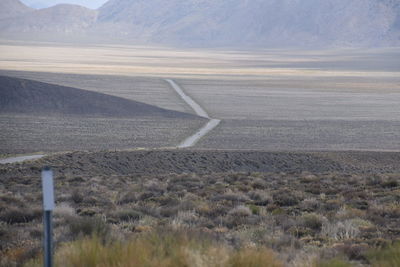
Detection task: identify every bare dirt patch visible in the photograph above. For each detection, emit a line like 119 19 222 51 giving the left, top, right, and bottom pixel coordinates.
197 120 400 151
0 115 205 154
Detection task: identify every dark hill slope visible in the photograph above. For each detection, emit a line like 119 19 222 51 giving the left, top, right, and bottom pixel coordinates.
0 76 197 119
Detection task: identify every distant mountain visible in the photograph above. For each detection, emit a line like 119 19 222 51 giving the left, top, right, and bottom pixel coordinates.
0 3 97 38
21 0 108 9
96 0 400 47
0 0 33 20
0 0 399 47
0 76 197 119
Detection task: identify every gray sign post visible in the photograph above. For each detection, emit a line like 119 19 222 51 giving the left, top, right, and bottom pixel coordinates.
42 167 55 267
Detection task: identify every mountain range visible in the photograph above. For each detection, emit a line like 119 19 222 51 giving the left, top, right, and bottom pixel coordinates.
0 0 399 47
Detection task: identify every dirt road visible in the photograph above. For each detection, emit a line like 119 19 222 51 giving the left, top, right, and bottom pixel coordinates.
165 79 221 147
0 154 44 164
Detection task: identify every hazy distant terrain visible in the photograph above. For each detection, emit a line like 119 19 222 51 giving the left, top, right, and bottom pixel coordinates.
1 0 399 47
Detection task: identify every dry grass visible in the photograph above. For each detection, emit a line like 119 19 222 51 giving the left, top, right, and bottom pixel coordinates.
367 242 400 267
26 232 283 267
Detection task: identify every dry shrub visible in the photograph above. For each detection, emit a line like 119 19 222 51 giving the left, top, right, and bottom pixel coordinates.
333 243 369 261
321 219 362 240
54 203 76 220
171 211 199 229
70 191 83 204
228 206 252 217
111 209 142 222
117 191 137 204
2 246 40 267
247 190 272 206
301 213 326 231
335 207 366 220
68 216 110 241
381 179 398 188
0 207 42 224
251 178 268 189
273 190 301 207
300 198 320 212
213 191 250 203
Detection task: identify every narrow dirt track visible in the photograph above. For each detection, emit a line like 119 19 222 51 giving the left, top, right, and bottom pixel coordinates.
0 154 44 164
165 79 221 148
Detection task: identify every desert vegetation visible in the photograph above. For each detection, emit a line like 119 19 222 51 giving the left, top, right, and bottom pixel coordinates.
1 151 399 266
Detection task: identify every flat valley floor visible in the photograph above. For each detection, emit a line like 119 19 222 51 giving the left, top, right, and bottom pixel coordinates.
0 42 399 153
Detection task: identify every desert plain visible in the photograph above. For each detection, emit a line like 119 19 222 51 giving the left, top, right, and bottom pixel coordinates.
0 41 400 266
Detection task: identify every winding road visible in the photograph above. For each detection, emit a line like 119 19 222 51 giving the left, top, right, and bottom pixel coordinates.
165 79 221 148
0 79 220 164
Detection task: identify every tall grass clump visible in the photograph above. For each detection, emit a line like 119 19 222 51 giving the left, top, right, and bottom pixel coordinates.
314 258 353 267
228 248 283 267
367 242 400 267
26 231 283 267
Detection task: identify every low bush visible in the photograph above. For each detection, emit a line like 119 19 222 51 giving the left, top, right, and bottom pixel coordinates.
70 190 84 204
111 209 142 222
228 206 252 217
381 179 398 188
68 216 110 241
302 213 325 231
0 207 42 224
273 190 301 207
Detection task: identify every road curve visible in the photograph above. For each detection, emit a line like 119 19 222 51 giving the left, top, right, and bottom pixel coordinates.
165 79 221 148
179 119 221 148
0 154 45 164
1 80 219 162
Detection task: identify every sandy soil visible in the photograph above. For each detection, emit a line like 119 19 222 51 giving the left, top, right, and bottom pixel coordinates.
197 120 400 151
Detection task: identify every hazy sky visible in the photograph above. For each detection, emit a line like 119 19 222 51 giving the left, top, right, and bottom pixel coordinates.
21 0 109 9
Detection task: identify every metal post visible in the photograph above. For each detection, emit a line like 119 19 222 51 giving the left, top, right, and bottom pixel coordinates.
42 167 55 267
43 210 53 267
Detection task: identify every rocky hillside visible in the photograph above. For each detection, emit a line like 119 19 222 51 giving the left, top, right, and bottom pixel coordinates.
0 2 97 38
0 0 33 19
